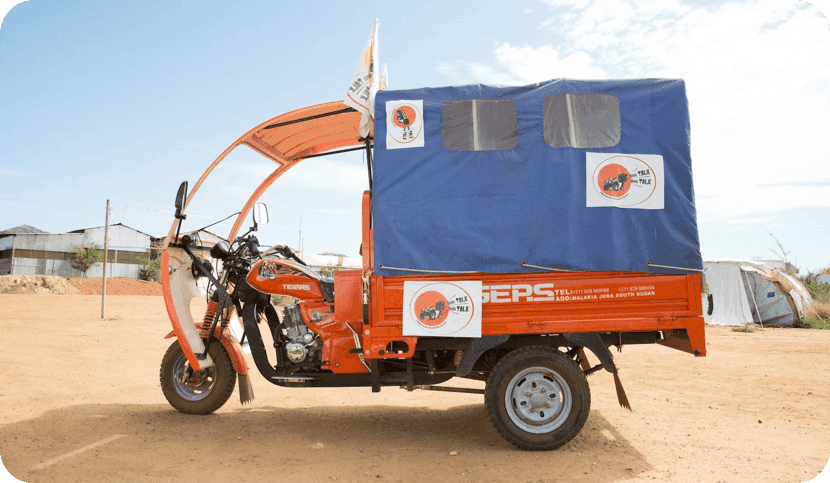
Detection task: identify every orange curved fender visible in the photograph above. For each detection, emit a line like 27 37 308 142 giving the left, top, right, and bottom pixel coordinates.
221 334 249 375
164 330 248 374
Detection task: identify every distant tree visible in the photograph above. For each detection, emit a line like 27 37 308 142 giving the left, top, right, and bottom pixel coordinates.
767 231 800 277
72 245 103 277
136 256 161 282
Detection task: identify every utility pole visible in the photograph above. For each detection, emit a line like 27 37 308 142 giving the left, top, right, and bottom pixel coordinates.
101 199 111 320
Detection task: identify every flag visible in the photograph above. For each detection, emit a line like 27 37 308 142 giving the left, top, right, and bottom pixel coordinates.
380 63 388 91
344 19 379 139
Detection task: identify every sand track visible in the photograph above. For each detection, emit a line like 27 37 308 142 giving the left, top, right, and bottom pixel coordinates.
0 294 828 482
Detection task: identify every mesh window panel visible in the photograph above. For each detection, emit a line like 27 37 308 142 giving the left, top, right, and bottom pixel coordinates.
543 94 620 148
441 100 518 151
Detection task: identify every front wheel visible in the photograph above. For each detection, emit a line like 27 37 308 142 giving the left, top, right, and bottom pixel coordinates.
160 340 237 415
485 346 590 450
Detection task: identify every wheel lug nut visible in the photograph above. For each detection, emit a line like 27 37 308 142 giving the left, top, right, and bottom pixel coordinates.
541 388 546 393
529 408 535 413
546 404 551 408
526 392 531 397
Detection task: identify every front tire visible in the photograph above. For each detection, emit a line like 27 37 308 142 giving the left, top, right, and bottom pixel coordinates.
160 340 237 415
485 346 590 450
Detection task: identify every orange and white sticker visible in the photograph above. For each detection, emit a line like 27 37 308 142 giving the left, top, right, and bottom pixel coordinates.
586 153 664 209
386 100 424 149
403 281 481 337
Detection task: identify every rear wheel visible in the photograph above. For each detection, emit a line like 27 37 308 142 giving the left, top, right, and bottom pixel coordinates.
485 346 590 450
160 340 237 415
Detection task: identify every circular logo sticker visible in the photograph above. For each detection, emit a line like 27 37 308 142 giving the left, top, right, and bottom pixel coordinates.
409 283 475 333
592 155 657 206
413 290 450 328
388 102 422 144
597 163 631 198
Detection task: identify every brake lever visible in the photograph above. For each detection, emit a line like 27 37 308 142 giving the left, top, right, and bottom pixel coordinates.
281 246 307 266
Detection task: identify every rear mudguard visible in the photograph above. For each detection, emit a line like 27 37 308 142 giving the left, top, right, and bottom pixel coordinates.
455 332 618 376
562 332 618 374
456 335 509 377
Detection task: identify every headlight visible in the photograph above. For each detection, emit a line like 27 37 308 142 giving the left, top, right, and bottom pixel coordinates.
210 240 230 260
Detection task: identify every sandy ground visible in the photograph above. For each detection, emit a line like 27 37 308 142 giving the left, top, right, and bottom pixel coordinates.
0 276 162 296
0 294 828 483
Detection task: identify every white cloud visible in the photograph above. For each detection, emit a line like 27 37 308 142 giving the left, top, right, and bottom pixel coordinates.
440 0 830 220
493 43 608 81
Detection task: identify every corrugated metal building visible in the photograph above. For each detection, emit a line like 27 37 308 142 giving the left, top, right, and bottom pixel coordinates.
0 224 151 278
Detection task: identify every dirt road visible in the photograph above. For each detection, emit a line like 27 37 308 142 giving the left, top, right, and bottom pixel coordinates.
0 294 828 482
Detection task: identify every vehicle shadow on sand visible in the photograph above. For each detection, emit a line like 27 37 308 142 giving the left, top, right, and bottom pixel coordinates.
1 403 651 482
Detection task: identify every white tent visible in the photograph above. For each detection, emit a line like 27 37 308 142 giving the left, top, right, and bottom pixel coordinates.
704 261 754 326
703 260 814 327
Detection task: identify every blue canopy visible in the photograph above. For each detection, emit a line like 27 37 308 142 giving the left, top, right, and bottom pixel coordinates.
372 79 701 276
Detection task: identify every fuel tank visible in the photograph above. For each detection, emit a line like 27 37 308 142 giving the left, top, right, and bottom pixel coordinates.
247 258 328 301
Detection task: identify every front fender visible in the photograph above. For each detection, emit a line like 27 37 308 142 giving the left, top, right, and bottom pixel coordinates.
161 248 213 371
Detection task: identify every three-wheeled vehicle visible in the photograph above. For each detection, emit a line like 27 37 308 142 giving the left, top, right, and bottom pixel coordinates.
160 79 707 450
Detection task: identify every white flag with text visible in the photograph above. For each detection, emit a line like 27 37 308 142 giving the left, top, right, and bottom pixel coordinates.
344 19 379 138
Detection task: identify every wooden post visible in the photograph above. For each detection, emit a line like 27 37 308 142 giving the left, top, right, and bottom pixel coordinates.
101 200 111 319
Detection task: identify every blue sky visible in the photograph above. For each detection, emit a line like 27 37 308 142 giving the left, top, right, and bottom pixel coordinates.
1 0 829 273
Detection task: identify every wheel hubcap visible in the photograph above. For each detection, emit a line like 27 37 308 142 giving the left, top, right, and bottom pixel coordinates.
171 352 216 401
505 366 572 434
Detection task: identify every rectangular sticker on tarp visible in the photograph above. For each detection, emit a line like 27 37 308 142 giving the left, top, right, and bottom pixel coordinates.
386 100 424 149
402 281 481 337
586 153 665 209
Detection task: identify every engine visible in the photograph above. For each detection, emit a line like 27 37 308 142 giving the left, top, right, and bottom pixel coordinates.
279 303 321 366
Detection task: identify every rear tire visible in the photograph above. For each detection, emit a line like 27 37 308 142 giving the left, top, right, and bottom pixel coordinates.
160 340 237 415
485 346 590 450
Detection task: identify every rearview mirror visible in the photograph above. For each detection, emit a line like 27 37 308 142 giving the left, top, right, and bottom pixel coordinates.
174 181 188 220
253 203 269 226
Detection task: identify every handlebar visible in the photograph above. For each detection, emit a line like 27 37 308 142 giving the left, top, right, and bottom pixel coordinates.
260 244 307 266
178 226 302 269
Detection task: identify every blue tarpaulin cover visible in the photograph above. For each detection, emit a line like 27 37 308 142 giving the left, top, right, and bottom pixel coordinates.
372 79 701 276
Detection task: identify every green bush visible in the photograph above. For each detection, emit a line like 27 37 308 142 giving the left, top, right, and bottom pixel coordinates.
136 256 161 282
804 318 830 330
72 245 103 277
803 280 830 304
